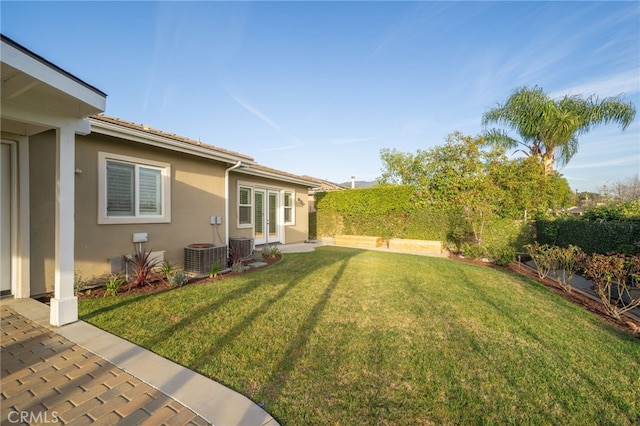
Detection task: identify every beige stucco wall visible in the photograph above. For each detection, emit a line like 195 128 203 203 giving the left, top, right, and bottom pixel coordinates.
29 130 56 295
228 173 310 246
26 129 311 293
74 133 228 283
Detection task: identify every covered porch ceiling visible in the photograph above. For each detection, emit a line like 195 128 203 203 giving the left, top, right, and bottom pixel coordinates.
1 35 107 135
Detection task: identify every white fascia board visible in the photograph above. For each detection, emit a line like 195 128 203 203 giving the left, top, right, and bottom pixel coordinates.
1 99 91 135
1 41 106 113
233 166 315 188
89 118 255 165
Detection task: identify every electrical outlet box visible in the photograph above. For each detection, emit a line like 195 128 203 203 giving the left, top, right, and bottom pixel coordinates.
210 216 216 225
133 232 148 243
216 216 222 225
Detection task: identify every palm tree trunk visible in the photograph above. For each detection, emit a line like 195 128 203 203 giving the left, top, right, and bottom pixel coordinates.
542 152 555 175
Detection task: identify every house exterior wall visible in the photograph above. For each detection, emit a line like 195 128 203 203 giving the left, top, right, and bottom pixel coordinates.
73 133 228 284
228 173 309 245
29 131 56 296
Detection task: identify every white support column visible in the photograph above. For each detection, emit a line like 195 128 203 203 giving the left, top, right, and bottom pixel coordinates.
15 136 30 298
50 126 77 326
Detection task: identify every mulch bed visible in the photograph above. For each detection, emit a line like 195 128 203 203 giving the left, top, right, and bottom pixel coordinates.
449 252 640 339
76 254 283 300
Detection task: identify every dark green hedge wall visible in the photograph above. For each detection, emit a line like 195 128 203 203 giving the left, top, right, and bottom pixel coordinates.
536 219 640 254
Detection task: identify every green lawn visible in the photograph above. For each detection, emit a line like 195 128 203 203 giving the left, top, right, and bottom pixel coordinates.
79 246 640 425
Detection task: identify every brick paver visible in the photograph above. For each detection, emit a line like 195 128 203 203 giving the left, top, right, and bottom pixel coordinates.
1 305 209 425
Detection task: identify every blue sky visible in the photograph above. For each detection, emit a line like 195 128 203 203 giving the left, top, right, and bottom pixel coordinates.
2 1 639 193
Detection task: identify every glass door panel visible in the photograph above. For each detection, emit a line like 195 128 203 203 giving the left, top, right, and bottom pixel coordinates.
268 191 279 241
254 189 266 245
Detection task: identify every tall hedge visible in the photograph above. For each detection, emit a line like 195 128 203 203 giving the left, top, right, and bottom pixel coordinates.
315 186 416 239
537 219 640 254
315 186 534 256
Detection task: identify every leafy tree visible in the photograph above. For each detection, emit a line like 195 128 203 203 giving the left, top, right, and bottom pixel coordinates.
491 156 573 219
600 174 640 201
583 199 640 221
379 148 430 187
381 133 507 244
379 132 572 221
482 86 636 175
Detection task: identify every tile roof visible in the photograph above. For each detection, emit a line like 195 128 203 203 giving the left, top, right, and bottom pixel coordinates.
91 113 254 161
301 175 348 191
240 163 318 184
90 113 320 187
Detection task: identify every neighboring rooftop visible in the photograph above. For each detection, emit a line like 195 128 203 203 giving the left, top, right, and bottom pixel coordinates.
303 176 348 192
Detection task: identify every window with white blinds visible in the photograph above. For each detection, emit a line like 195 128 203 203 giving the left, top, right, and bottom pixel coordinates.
138 167 162 215
106 161 135 216
98 152 170 224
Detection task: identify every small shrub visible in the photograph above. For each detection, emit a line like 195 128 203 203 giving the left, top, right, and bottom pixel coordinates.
168 269 188 287
552 245 586 293
264 243 281 258
228 245 244 267
583 253 640 320
209 261 222 279
629 256 640 288
74 270 86 295
460 242 488 259
125 246 161 291
493 247 515 266
104 273 125 297
525 242 555 280
160 260 176 281
231 261 244 273
252 250 264 262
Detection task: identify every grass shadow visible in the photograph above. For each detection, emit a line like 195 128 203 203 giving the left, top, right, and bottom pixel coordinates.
254 256 350 409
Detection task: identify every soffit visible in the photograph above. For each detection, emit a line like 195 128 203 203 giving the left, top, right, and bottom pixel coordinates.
1 36 106 134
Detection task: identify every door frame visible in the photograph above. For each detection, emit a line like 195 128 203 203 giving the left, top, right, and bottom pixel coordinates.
1 140 18 295
253 187 281 245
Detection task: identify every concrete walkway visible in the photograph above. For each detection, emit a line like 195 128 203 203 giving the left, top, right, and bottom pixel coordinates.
1 298 278 426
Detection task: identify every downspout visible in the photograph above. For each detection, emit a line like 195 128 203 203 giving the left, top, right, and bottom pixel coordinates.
225 161 242 251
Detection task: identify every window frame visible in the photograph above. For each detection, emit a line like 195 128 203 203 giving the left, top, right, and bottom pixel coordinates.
283 190 295 226
98 152 171 224
237 185 253 228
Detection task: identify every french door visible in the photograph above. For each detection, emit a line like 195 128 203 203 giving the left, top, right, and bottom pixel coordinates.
254 189 280 245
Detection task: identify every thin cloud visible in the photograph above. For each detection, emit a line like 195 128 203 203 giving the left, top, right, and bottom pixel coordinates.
562 156 640 170
260 143 305 152
222 82 309 151
372 3 450 58
224 85 282 131
329 136 378 145
550 70 640 99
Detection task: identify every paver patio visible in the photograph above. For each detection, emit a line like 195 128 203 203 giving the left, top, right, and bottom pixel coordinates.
1 298 277 425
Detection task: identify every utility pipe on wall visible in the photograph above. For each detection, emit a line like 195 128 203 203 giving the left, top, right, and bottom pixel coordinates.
224 161 242 251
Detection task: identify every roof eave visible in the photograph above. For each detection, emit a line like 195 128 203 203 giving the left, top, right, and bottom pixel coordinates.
89 117 255 165
234 166 316 188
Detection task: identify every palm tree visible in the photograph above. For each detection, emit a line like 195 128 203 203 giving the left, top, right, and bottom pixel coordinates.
482 86 636 175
